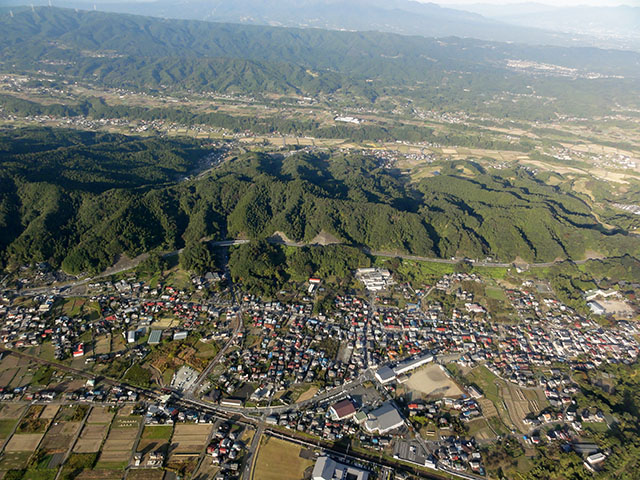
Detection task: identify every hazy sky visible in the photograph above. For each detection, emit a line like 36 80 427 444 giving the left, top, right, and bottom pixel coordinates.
435 0 638 5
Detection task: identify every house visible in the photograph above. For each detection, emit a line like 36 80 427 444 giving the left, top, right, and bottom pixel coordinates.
375 365 396 385
329 399 357 421
72 343 84 358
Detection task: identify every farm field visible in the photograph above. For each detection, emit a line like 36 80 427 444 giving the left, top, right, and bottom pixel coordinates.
165 423 212 475
40 421 82 453
0 451 33 471
405 364 464 398
169 424 212 455
135 425 173 467
127 469 165 480
4 433 44 452
252 436 314 480
73 424 110 454
86 407 115 425
463 365 548 433
96 414 141 468
40 405 60 420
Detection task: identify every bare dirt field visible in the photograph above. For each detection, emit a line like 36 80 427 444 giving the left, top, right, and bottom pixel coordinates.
0 370 16 386
87 407 115 424
296 386 319 403
405 364 465 398
0 404 25 420
73 424 109 453
170 424 212 456
40 404 60 419
5 433 44 452
95 335 111 355
41 421 82 452
75 470 123 480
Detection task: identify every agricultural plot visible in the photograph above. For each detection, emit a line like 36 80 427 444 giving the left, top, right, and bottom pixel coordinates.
17 405 51 434
169 424 212 455
0 404 25 444
0 451 33 470
40 421 82 453
135 425 173 467
94 334 111 355
4 433 44 452
464 365 548 433
73 424 110 454
96 415 141 468
405 364 464 398
127 469 165 480
86 407 115 425
253 436 314 480
40 405 60 420
75 470 123 480
55 405 89 423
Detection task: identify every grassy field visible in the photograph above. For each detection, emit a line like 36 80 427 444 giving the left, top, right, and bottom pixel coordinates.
485 286 507 301
252 436 314 480
141 425 173 441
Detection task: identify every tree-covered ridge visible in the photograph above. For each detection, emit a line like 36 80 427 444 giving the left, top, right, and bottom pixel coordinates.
1 8 640 119
0 127 200 191
1 127 638 274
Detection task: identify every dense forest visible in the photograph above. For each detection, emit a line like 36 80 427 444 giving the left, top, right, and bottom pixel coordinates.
1 8 640 120
1 127 638 274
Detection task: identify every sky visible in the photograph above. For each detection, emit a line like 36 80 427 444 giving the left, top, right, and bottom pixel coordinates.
434 0 638 5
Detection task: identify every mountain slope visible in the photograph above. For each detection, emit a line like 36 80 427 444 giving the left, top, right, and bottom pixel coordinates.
2 128 639 273
1 0 591 47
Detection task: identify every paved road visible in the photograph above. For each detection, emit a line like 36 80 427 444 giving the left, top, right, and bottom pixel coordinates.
185 247 243 398
242 422 265 480
14 235 604 298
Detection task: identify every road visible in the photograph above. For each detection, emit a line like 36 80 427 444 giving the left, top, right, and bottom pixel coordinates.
0 346 474 480
242 421 265 480
185 246 243 398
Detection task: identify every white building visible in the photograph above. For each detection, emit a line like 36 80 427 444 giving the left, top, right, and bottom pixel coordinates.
356 268 393 291
312 456 369 480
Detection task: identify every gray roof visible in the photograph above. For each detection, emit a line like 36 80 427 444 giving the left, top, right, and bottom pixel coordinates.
375 365 396 383
148 330 163 344
365 402 404 434
312 456 369 480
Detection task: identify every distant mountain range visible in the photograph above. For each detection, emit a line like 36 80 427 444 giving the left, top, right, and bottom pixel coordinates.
453 3 640 50
1 0 629 49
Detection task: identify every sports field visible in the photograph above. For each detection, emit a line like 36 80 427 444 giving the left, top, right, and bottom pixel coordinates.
405 364 464 398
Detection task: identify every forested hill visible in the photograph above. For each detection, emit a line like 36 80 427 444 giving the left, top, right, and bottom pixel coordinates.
0 7 639 116
1 128 639 274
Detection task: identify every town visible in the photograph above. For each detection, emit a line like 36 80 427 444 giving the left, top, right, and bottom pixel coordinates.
0 252 637 480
